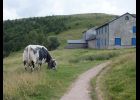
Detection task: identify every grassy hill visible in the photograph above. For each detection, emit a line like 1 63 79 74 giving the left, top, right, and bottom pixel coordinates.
3 13 117 57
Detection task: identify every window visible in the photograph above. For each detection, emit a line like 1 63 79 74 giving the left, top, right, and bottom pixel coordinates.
96 39 98 47
102 39 103 46
102 39 104 46
105 38 106 46
101 28 103 34
101 39 103 46
132 38 136 46
97 38 100 48
115 38 121 45
132 26 136 33
105 26 107 33
125 16 129 20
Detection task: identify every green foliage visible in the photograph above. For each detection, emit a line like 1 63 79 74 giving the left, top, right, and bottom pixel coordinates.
3 13 116 57
91 52 136 100
46 36 60 51
69 52 118 63
103 53 136 100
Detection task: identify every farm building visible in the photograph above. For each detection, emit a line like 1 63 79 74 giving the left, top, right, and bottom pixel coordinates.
95 12 136 49
66 27 96 49
66 39 87 49
83 27 97 48
66 12 136 49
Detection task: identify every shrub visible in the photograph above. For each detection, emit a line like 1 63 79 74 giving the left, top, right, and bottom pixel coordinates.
69 52 118 63
47 36 60 51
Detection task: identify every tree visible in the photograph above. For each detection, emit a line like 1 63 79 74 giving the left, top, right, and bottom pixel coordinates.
46 36 60 51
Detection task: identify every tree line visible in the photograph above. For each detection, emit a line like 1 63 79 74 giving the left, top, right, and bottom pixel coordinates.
3 13 115 58
3 16 69 57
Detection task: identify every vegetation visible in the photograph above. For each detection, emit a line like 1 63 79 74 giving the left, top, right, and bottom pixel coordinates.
3 13 117 57
47 36 60 50
3 12 136 100
91 49 136 100
3 48 135 100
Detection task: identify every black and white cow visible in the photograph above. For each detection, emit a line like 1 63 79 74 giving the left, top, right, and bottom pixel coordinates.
23 45 57 71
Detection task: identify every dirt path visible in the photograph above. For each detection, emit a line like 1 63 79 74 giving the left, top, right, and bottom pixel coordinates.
60 61 111 100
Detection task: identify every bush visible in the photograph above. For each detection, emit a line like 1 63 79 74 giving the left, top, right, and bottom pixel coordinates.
69 52 118 63
82 52 118 61
47 36 60 51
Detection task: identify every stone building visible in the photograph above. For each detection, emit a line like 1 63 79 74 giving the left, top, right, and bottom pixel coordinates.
95 12 136 49
66 12 136 49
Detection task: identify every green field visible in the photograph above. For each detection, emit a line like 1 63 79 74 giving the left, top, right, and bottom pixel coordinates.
3 48 135 100
91 49 136 100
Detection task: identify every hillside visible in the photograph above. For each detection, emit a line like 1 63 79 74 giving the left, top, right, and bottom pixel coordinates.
3 13 117 57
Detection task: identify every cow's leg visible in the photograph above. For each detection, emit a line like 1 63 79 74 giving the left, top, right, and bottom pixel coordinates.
25 66 27 71
23 61 26 66
39 63 42 70
35 63 39 71
23 61 28 71
30 61 35 72
36 63 41 71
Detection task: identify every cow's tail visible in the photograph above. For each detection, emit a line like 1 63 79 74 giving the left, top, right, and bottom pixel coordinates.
27 46 30 64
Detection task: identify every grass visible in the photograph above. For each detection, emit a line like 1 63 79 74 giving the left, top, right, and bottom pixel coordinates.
57 28 86 49
55 13 116 49
91 49 136 100
90 77 98 100
3 48 135 100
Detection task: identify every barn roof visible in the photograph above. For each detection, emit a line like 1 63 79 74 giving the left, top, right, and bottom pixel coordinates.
83 26 97 40
67 39 86 44
96 12 136 29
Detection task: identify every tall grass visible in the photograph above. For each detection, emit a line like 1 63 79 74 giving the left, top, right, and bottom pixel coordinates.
3 48 135 100
91 50 136 100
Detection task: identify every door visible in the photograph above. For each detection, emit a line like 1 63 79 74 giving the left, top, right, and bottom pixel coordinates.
115 38 121 45
133 26 136 33
132 38 136 46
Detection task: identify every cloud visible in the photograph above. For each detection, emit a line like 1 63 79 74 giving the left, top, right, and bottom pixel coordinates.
3 0 136 20
3 7 20 20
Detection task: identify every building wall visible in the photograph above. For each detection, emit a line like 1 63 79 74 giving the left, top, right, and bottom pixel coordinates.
88 40 96 48
96 25 109 49
108 14 136 48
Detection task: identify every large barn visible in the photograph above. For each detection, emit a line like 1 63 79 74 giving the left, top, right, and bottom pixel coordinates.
66 12 136 49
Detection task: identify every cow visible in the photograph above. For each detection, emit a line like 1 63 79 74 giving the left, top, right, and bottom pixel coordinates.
23 45 57 71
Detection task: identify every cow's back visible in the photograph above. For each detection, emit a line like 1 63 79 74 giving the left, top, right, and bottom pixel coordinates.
23 44 51 65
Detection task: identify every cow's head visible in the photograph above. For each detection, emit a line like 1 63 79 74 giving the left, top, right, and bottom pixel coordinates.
48 59 57 70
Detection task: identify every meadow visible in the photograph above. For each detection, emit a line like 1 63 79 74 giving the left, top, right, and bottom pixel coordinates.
91 49 136 100
3 48 135 100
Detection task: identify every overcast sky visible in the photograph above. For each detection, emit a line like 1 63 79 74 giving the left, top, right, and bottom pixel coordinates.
3 0 136 20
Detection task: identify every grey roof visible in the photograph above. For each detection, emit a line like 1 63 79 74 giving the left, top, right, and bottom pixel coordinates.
83 27 97 41
132 14 136 17
96 12 136 29
67 39 86 44
87 35 96 41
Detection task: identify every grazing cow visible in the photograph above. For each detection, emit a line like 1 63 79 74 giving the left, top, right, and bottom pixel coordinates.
23 45 57 71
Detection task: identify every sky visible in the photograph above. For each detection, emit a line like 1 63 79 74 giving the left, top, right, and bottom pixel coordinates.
3 0 136 20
